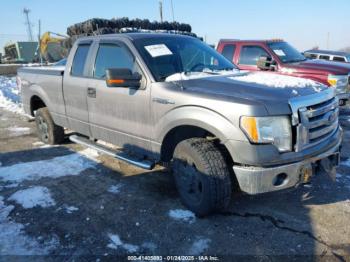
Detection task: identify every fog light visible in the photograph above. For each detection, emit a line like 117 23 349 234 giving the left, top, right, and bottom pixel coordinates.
273 173 288 186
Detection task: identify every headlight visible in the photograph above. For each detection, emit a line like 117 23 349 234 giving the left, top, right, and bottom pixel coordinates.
327 74 348 94
240 116 292 152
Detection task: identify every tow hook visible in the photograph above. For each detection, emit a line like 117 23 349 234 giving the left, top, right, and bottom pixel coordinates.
300 164 313 183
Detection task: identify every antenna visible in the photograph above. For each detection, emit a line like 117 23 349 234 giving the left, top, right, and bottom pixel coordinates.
23 8 34 41
159 0 163 22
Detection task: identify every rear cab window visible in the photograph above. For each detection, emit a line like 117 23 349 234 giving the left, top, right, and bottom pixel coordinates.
221 44 236 61
71 44 91 76
239 45 269 65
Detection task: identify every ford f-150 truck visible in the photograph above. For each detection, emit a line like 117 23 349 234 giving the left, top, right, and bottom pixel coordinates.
18 33 342 216
217 39 350 106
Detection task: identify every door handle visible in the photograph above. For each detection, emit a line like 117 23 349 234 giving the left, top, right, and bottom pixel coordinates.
87 87 96 98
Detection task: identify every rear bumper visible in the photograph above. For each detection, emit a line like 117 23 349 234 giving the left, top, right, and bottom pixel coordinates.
232 130 342 195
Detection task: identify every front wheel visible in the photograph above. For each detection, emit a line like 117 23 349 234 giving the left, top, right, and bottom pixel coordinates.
171 138 232 216
35 107 64 145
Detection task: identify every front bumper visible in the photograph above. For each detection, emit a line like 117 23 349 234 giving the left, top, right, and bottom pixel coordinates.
232 133 342 195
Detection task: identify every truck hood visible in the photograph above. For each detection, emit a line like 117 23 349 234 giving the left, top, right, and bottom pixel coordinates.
171 72 327 115
284 59 350 75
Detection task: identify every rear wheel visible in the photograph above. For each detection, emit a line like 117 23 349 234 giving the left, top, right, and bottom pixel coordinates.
35 107 64 145
172 138 232 216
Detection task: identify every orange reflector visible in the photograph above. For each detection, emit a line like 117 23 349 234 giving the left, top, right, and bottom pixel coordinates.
327 79 337 86
241 117 259 142
108 79 125 84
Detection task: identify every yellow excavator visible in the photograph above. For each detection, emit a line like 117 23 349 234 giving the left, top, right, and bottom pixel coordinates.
39 32 68 62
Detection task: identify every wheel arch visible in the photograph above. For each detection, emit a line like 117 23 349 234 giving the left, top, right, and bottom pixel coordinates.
30 95 47 116
157 106 244 163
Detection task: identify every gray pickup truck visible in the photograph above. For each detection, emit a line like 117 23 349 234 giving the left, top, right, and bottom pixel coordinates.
18 33 342 216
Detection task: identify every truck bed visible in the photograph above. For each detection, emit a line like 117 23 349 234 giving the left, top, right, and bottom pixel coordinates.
18 66 67 127
18 65 65 76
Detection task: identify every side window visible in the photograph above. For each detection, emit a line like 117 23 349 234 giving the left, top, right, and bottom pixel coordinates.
71 44 90 77
221 44 236 61
319 55 330 60
333 56 345 62
94 44 135 79
239 46 269 65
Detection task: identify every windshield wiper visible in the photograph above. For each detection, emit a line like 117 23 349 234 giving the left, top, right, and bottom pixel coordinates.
184 70 217 75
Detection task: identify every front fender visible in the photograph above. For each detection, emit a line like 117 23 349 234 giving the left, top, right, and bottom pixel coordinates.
156 106 248 144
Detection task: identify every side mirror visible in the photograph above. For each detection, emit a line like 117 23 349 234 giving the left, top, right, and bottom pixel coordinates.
257 55 275 71
106 68 141 88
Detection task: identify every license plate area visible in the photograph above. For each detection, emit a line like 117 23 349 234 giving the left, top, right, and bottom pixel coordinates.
300 152 340 183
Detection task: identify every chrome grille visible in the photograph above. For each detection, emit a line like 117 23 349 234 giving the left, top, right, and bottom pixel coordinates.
289 89 339 152
295 97 339 151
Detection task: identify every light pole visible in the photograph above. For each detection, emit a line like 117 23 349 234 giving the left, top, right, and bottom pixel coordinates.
159 0 163 22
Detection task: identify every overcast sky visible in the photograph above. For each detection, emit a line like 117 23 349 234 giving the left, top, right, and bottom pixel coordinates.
0 0 349 53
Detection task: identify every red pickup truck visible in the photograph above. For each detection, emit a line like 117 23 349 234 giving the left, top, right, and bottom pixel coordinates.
217 39 350 105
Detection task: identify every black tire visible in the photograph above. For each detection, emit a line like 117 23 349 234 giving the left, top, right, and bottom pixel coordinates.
35 107 64 145
172 138 232 216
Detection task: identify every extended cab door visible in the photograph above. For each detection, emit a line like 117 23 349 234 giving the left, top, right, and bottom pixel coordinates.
86 39 152 155
236 44 271 71
63 41 93 136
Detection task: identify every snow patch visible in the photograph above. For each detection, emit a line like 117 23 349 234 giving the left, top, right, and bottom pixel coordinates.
39 144 55 148
0 76 25 115
336 167 350 189
108 184 123 194
189 238 211 255
141 242 158 252
64 205 79 214
107 234 139 253
164 70 324 93
341 158 350 167
168 209 196 223
32 141 45 147
230 72 324 92
165 70 239 82
0 150 97 186
7 126 31 136
8 186 55 209
78 148 100 161
0 195 59 254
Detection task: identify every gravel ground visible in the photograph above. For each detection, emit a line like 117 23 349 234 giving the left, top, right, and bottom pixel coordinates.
0 108 350 261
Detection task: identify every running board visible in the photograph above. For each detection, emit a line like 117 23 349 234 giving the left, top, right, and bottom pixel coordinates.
69 135 155 170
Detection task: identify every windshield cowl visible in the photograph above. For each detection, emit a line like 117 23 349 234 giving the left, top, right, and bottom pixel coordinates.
165 69 241 82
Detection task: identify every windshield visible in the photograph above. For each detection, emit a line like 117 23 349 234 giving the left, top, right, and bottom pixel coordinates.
133 36 236 81
268 42 306 63
347 55 350 62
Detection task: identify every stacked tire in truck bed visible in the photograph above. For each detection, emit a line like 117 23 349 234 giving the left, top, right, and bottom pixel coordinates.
63 17 196 49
